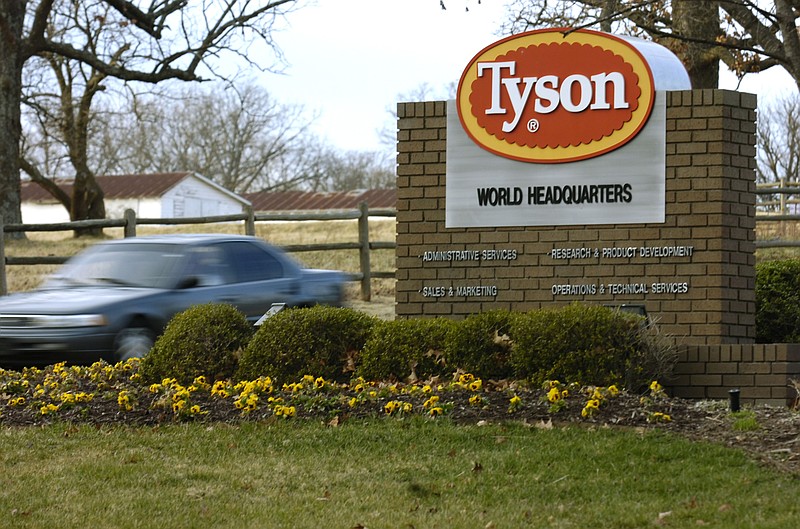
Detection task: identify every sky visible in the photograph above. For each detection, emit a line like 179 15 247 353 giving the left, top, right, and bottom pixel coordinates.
259 0 795 155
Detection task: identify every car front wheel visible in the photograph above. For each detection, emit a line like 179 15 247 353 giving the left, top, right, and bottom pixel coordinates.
114 327 155 362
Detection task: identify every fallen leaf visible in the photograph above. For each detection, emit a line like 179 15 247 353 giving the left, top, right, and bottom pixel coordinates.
472 461 483 473
536 418 553 430
316 489 331 501
328 415 340 428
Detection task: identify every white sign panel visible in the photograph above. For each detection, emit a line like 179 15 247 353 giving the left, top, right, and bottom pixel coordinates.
445 92 666 228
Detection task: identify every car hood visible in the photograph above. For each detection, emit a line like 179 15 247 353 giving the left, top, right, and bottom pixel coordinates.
0 286 159 315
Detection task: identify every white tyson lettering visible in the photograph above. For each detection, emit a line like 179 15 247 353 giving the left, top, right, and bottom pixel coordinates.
477 61 630 133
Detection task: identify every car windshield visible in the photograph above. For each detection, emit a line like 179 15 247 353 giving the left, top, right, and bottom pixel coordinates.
46 243 188 289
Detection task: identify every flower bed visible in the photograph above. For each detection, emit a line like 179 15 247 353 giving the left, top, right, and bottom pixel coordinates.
1 359 677 427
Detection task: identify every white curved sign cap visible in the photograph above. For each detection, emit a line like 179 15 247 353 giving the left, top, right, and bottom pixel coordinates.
618 35 692 90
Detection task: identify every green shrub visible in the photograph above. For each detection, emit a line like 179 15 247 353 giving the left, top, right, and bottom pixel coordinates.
359 318 457 382
140 303 252 384
237 306 377 384
756 258 800 343
445 310 518 379
510 303 644 387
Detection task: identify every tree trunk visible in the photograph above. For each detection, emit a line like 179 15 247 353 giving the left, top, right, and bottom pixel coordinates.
70 169 106 237
0 2 25 236
673 0 721 89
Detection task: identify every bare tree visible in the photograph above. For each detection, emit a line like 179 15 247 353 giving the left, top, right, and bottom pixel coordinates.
0 0 296 233
757 93 800 212
456 1 800 92
90 82 315 194
305 150 395 192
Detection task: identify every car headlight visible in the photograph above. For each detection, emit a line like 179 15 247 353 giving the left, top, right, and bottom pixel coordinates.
28 314 108 328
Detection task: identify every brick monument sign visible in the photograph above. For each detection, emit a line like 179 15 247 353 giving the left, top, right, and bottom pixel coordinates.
395 29 799 405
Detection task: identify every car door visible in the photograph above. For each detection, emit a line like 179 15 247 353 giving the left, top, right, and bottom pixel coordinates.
208 241 301 320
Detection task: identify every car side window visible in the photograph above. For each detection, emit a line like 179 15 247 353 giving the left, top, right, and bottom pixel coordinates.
186 246 233 286
217 242 285 283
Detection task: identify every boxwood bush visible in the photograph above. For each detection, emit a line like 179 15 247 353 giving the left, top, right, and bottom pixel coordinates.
237 306 377 384
140 303 253 384
358 318 457 382
445 310 518 380
510 303 644 387
756 258 800 343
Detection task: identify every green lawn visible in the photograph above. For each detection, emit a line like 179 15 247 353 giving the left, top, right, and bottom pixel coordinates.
1 420 798 529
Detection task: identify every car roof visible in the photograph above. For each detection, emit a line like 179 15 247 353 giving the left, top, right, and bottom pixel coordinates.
99 234 261 246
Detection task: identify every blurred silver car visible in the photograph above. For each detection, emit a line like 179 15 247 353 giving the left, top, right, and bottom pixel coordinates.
0 234 346 368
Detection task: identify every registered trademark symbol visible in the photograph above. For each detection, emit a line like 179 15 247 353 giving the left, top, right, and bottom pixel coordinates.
527 119 540 133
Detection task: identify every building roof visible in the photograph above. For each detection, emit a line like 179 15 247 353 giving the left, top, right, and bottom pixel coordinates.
21 172 249 205
244 189 396 211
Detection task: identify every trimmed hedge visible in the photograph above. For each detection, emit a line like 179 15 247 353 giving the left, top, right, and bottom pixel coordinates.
510 303 645 387
237 306 377 384
756 258 800 344
445 310 517 380
358 318 457 382
140 303 252 384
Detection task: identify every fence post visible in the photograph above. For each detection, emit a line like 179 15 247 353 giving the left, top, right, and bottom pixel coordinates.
0 222 6 296
244 205 255 236
124 209 137 238
358 201 371 302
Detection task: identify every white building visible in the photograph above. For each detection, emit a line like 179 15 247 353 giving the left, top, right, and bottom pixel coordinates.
21 172 250 224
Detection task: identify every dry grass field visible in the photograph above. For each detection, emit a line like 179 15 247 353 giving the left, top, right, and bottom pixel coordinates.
2 219 397 317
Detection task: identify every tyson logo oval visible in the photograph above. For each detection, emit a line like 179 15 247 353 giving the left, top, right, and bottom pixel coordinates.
457 28 655 164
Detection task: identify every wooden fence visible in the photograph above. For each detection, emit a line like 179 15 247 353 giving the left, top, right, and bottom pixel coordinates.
756 183 800 249
0 202 396 301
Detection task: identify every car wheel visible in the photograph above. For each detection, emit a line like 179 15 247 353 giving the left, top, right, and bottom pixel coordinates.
115 327 155 362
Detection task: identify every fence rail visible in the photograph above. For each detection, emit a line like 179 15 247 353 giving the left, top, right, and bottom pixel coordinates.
0 202 396 300
756 181 800 249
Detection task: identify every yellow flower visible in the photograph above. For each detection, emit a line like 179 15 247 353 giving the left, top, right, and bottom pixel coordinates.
39 403 59 415
428 406 443 417
458 373 475 385
469 379 483 392
314 377 326 389
581 399 600 418
649 411 672 423
510 394 522 406
402 402 413 413
423 395 440 409
274 405 296 418
469 394 485 407
650 380 663 393
543 380 561 390
211 381 230 398
172 399 186 413
348 397 358 408
117 391 134 411
422 385 432 394
189 405 203 415
547 387 562 403
10 397 26 407
384 400 401 415
608 385 620 397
